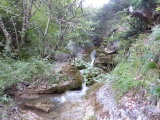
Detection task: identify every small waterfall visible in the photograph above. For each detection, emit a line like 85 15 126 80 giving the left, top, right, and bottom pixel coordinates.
65 82 88 98
90 50 96 68
50 51 96 104
64 70 88 98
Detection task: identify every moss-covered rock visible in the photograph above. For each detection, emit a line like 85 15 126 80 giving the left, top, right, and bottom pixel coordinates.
33 63 83 93
7 63 83 96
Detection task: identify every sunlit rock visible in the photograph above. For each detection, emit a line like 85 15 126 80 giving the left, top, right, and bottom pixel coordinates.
24 100 55 112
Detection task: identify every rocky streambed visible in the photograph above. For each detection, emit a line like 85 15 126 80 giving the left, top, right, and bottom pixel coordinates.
2 81 160 120
1 47 160 120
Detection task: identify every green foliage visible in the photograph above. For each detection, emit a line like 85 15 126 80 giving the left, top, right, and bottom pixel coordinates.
131 0 160 8
70 58 89 68
131 0 143 8
111 62 140 96
141 52 158 74
70 57 109 84
151 26 160 41
0 57 50 102
18 46 40 60
110 26 160 98
48 76 58 84
141 62 158 74
0 94 12 103
0 0 90 58
150 85 160 97
89 0 130 45
156 7 160 12
82 67 107 84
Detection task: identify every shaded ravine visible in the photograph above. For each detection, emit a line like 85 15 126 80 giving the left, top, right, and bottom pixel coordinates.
52 50 97 120
4 49 160 120
6 79 160 120
9 50 97 120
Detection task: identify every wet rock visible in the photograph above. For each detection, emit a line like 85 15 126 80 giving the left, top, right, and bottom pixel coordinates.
76 65 86 70
6 82 29 97
84 83 160 120
8 107 58 120
95 56 115 64
53 53 71 62
94 48 117 71
4 82 160 120
19 94 40 99
84 105 95 120
24 100 55 112
14 110 44 120
157 98 160 111
95 49 116 64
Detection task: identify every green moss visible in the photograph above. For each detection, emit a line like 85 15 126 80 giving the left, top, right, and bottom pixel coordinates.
74 73 83 84
86 83 102 96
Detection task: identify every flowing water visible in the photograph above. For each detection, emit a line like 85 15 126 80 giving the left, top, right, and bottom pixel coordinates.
19 83 88 119
19 50 97 119
5 49 160 120
18 52 95 119
51 50 96 119
9 48 160 120
90 50 96 68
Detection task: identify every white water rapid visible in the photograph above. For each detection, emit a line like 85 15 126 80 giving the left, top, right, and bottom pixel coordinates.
90 50 96 68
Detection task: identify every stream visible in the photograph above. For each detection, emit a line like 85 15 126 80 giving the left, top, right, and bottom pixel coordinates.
3 50 160 120
17 51 95 120
19 83 88 120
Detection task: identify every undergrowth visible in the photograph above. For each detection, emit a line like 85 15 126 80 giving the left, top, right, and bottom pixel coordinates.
0 57 50 103
70 56 109 85
110 26 160 98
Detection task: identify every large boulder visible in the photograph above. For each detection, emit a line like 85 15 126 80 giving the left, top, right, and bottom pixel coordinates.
24 100 55 112
7 63 83 97
27 63 83 93
9 107 58 120
94 48 117 71
53 53 71 62
104 41 119 54
66 40 84 59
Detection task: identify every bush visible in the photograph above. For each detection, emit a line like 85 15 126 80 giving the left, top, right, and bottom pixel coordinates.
70 57 109 85
0 57 50 103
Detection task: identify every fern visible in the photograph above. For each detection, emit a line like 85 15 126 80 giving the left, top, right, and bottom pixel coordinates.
150 85 160 97
141 62 158 74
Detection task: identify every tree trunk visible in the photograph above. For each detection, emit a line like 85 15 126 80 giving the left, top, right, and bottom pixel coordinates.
0 15 12 51
45 36 63 59
53 36 63 51
21 0 34 45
